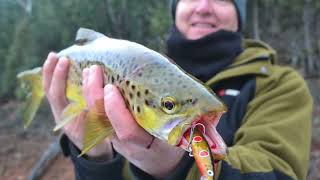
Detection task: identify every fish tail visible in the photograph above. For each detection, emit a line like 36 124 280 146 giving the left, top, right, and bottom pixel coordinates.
17 67 45 128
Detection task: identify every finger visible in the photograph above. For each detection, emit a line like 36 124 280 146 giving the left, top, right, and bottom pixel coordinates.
104 84 153 147
84 65 104 107
82 67 89 96
48 57 69 109
88 65 104 99
43 52 58 93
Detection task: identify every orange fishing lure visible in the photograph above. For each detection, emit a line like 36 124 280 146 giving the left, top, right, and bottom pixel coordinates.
185 124 217 180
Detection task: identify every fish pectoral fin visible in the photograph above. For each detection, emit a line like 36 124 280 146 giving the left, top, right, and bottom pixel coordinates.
17 67 44 128
79 99 114 157
53 102 85 131
23 93 43 128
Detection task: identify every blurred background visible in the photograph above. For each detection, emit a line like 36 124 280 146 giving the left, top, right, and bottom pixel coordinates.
0 0 319 179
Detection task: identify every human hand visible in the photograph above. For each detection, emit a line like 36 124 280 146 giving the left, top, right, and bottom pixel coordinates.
43 52 113 160
43 52 185 177
104 85 185 179
80 62 186 178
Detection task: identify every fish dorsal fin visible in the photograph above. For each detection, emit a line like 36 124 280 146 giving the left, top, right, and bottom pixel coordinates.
75 28 106 45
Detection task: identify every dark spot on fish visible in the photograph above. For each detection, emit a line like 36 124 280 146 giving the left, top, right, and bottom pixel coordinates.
169 72 174 76
116 74 120 81
145 100 149 106
145 89 149 95
137 91 141 98
123 68 127 76
131 105 135 111
184 98 197 106
192 98 198 105
132 64 139 70
138 73 143 77
137 106 141 113
182 84 187 89
129 93 133 99
154 79 159 84
126 80 130 86
186 99 192 103
111 76 115 83
131 85 136 91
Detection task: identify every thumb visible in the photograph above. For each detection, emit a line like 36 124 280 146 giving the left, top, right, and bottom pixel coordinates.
104 84 153 147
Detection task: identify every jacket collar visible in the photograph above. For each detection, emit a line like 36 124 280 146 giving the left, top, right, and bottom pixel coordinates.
206 39 277 85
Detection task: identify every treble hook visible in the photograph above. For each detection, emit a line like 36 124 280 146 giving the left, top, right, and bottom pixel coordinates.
188 146 194 157
187 123 206 157
186 126 195 156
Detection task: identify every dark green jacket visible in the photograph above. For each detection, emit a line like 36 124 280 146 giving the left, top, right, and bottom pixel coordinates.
62 39 313 180
183 39 312 180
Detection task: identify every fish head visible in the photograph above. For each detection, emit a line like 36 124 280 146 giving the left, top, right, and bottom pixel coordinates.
132 63 227 156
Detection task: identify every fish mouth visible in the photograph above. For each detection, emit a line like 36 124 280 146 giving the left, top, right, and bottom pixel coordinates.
176 111 227 160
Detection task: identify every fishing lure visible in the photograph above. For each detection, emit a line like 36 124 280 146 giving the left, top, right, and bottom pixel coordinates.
184 124 218 180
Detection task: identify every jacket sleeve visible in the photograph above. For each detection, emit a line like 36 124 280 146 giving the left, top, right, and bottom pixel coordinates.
60 135 126 180
186 67 313 180
60 134 196 180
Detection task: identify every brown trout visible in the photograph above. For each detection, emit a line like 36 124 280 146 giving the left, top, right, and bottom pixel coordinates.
17 28 227 159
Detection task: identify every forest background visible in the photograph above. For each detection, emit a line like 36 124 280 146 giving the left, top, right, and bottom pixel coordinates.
0 0 320 179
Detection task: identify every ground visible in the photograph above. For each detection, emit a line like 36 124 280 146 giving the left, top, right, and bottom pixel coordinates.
0 79 320 180
0 101 74 180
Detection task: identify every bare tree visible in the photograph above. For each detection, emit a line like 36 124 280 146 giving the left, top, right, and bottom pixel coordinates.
270 0 280 36
16 0 32 15
252 0 260 40
106 0 117 26
119 0 129 37
303 0 317 76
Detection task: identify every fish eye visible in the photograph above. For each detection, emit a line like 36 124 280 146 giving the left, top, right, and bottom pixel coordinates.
164 101 174 110
207 170 214 176
161 96 179 114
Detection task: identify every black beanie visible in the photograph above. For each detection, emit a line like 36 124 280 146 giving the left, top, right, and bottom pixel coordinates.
169 0 247 31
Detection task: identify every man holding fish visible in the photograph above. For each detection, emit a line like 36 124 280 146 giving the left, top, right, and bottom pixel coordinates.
41 0 312 179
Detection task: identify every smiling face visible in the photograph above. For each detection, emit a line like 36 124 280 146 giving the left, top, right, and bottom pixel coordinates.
175 0 238 40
